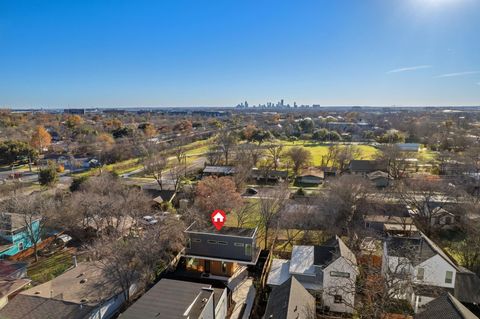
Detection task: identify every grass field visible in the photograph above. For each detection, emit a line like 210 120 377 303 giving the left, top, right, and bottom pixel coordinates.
277 140 380 166
183 137 215 156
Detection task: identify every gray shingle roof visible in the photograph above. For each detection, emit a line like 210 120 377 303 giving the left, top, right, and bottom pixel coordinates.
415 293 478 319
386 233 458 269
455 271 480 304
349 160 387 173
0 295 95 319
263 277 315 319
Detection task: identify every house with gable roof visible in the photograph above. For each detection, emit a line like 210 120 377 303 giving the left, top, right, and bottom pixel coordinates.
267 236 358 314
382 232 480 313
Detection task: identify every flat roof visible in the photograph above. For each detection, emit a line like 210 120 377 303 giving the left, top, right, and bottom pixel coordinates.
384 223 418 231
185 222 257 238
203 166 236 174
21 261 121 306
120 279 225 319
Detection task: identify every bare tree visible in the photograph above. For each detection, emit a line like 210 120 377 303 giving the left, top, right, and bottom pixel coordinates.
377 144 411 179
461 146 480 201
245 144 265 167
318 175 371 250
266 144 283 170
232 201 256 228
216 130 237 165
455 200 480 274
396 179 457 236
206 145 222 166
0 192 54 262
94 217 185 302
71 173 152 238
174 147 187 177
286 147 312 175
168 162 185 193
257 184 290 249
333 145 362 173
143 154 167 190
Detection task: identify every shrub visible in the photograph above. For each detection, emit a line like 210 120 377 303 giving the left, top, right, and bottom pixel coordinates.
39 165 58 186
70 175 89 192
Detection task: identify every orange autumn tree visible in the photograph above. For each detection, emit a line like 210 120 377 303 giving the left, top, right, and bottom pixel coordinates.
195 176 243 215
65 114 84 128
30 125 52 152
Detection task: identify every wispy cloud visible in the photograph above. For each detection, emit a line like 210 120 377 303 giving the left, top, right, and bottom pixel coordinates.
435 71 480 78
387 65 432 74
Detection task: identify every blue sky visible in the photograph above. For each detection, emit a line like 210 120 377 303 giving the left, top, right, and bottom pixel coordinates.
0 0 479 108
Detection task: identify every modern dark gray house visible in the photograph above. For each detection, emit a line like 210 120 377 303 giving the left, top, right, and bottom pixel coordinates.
183 222 259 285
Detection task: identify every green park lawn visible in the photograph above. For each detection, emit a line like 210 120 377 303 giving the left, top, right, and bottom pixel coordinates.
277 140 380 166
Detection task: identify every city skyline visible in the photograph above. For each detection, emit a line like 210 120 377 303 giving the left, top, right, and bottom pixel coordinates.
1 0 480 108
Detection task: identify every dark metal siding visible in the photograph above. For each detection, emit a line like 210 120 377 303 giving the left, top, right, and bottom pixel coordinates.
186 233 256 262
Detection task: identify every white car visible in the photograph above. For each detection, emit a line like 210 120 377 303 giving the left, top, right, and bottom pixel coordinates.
57 234 73 244
142 215 158 225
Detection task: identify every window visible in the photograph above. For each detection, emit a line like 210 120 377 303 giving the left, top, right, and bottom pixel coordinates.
245 244 252 256
221 262 227 274
192 238 201 243
207 240 217 244
330 271 350 278
18 242 24 251
334 295 342 304
234 242 244 247
417 268 425 281
445 271 453 284
217 241 228 245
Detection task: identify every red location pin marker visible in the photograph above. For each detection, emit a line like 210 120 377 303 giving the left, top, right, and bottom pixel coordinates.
211 209 226 230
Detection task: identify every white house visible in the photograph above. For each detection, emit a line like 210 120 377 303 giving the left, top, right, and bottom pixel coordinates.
382 233 460 313
267 236 358 314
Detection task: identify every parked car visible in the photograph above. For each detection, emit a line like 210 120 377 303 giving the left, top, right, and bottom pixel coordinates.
142 215 158 225
245 187 258 195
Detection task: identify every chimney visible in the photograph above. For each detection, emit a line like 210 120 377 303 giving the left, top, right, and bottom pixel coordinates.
73 255 78 268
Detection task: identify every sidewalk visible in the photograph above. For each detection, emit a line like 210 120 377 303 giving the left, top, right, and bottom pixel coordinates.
230 277 256 319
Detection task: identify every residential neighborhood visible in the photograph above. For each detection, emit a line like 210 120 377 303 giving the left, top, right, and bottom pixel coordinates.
1 0 480 317
1 106 480 319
